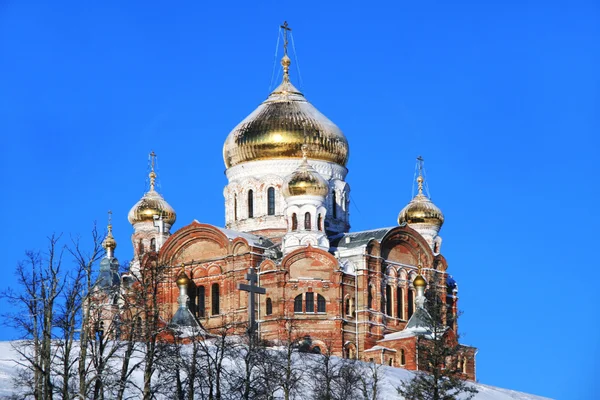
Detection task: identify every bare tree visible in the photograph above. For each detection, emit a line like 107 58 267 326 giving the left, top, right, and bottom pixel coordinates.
358 361 383 400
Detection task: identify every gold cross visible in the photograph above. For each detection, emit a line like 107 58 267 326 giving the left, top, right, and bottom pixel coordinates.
280 21 292 56
150 150 157 172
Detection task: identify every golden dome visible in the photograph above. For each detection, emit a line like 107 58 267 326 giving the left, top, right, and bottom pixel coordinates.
128 153 176 226
398 173 444 229
176 267 189 286
223 55 349 169
283 148 329 197
413 274 427 288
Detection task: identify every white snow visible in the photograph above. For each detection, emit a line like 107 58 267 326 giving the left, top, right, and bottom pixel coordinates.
0 341 551 399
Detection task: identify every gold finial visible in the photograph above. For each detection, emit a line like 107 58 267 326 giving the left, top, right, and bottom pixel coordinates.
416 155 424 195
280 21 292 80
176 263 190 286
301 144 309 161
102 210 117 251
149 151 157 191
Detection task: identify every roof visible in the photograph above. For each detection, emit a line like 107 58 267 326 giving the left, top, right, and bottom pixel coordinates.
170 306 201 330
93 256 120 290
329 227 397 249
363 345 397 353
216 226 276 249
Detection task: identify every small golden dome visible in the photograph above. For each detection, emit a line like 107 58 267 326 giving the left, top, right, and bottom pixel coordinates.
413 274 427 288
128 152 176 226
398 194 444 228
398 159 444 229
176 268 189 286
283 150 329 197
128 190 177 226
223 55 349 169
102 211 117 251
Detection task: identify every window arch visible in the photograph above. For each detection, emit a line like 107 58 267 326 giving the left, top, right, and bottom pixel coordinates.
345 297 351 316
267 187 275 215
397 287 404 319
317 214 322 231
234 194 238 221
291 213 298 231
317 294 326 313
266 297 273 316
386 285 393 316
294 294 303 313
408 289 414 319
247 190 254 218
197 286 205 318
332 191 337 219
400 349 406 366
304 212 311 230
211 283 220 316
305 292 314 313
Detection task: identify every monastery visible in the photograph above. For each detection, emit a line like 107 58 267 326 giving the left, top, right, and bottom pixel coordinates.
91 23 477 379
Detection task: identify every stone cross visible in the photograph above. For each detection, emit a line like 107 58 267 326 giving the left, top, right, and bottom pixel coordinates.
238 267 266 335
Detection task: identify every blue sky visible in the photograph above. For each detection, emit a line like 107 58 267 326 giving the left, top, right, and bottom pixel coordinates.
0 1 598 398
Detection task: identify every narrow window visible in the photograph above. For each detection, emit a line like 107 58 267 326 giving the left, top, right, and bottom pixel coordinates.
150 238 156 252
267 187 275 215
317 294 326 313
266 297 273 316
386 285 392 316
408 289 414 319
332 191 337 219
397 287 404 319
463 357 468 374
291 213 298 231
400 349 406 365
197 286 205 317
234 195 238 221
211 283 220 316
388 358 393 366
305 292 314 313
368 286 373 309
345 297 350 316
294 294 303 313
304 212 311 230
247 190 254 218
317 214 322 231
138 239 144 255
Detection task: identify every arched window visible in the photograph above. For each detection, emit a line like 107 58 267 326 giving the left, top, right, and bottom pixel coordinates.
197 286 205 318
266 298 273 316
463 357 468 374
138 239 144 255
304 212 311 230
247 190 254 218
386 285 392 316
400 349 406 366
317 214 322 231
317 294 326 313
267 187 275 215
234 195 238 221
368 286 373 309
332 191 337 219
291 213 298 231
388 358 393 366
150 238 156 252
408 289 414 319
211 283 220 316
294 294 303 313
397 287 404 319
305 292 314 313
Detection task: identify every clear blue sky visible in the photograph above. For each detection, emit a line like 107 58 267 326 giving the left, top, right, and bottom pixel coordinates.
0 1 598 398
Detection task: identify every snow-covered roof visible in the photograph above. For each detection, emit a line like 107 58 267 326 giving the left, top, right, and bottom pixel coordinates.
330 227 396 250
364 345 397 353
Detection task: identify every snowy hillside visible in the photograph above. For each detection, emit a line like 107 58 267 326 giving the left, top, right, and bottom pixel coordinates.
0 341 550 399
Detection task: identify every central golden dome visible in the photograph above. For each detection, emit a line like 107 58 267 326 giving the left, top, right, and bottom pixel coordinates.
223 55 349 169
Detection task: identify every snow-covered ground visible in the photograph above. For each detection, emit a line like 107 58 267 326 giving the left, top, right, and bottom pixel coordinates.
0 341 551 399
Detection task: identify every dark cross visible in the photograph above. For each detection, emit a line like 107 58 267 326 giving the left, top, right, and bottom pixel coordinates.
280 21 292 56
238 267 266 335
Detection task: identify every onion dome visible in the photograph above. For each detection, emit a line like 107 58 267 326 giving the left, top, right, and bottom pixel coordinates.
102 221 117 251
282 146 329 197
223 52 349 169
128 152 177 226
398 175 444 230
176 266 189 286
413 274 427 288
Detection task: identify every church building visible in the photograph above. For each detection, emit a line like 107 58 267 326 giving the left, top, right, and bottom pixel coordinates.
92 24 477 380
